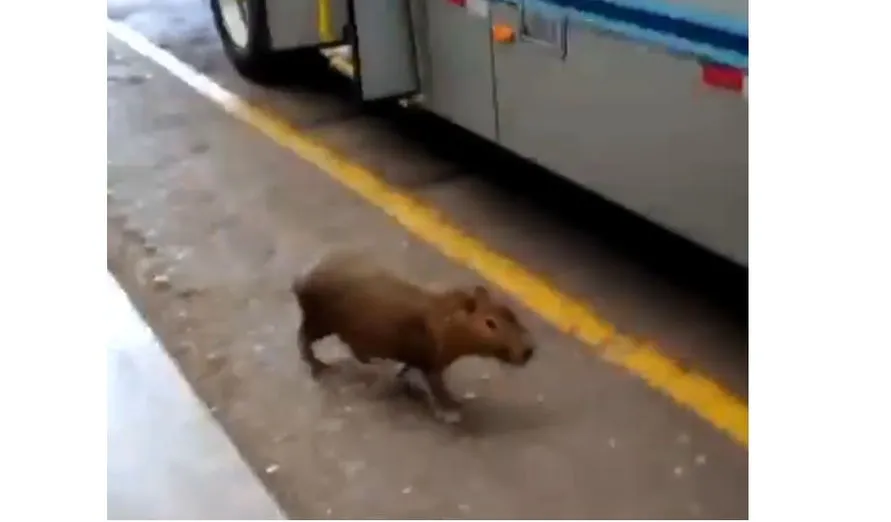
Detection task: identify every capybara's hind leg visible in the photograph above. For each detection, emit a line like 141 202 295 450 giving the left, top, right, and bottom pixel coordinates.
395 364 417 393
298 322 328 378
348 345 373 364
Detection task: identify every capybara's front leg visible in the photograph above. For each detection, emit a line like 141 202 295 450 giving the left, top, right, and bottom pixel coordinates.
298 323 328 378
423 371 462 424
395 366 460 423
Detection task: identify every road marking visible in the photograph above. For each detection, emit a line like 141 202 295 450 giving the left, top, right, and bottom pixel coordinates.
107 19 748 447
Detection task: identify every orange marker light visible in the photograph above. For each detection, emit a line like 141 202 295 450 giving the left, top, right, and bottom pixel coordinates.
492 24 515 43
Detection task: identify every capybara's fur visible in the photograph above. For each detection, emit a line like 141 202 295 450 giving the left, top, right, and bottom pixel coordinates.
291 250 536 421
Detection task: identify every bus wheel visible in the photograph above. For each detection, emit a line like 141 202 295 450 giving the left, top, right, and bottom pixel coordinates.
210 0 326 85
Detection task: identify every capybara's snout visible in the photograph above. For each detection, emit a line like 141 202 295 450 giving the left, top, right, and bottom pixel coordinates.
502 332 536 366
512 338 536 366
520 344 535 364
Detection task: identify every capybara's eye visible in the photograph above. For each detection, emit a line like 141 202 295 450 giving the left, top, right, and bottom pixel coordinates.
485 317 498 330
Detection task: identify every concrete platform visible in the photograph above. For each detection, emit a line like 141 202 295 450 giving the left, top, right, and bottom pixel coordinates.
106 1 748 519
106 272 284 520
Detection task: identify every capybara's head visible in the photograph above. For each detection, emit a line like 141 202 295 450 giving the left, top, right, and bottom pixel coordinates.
450 285 536 366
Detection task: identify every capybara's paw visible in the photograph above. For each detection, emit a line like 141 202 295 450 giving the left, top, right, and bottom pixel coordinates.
308 361 330 379
397 367 428 393
434 408 462 425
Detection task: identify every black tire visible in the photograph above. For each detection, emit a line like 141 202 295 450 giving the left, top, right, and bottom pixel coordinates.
209 0 328 85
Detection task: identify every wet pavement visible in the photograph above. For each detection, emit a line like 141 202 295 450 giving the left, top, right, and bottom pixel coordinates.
106 0 748 518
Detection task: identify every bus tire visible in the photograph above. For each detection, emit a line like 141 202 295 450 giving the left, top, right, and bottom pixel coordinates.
210 0 326 85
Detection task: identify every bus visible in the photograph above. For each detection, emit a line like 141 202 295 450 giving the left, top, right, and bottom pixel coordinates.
209 0 748 266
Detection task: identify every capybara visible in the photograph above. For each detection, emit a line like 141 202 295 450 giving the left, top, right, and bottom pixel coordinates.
291 250 536 422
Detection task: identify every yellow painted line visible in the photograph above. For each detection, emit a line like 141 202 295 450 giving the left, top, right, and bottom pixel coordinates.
107 19 748 447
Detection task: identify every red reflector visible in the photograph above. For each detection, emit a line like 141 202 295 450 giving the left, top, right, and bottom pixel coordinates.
702 64 744 92
447 0 467 6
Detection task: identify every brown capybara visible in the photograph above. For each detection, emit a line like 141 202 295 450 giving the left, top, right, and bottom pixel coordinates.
291 250 536 423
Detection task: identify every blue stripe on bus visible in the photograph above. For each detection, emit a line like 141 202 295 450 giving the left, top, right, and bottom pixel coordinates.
500 0 748 68
569 0 747 36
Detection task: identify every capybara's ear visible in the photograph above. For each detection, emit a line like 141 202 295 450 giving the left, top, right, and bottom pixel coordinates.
461 291 478 314
472 285 491 303
443 288 477 315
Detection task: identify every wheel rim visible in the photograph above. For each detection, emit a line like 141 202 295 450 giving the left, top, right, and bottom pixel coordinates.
220 0 249 49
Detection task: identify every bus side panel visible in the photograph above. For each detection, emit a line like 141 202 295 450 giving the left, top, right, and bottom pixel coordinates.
415 0 499 141
489 3 748 265
352 0 419 100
